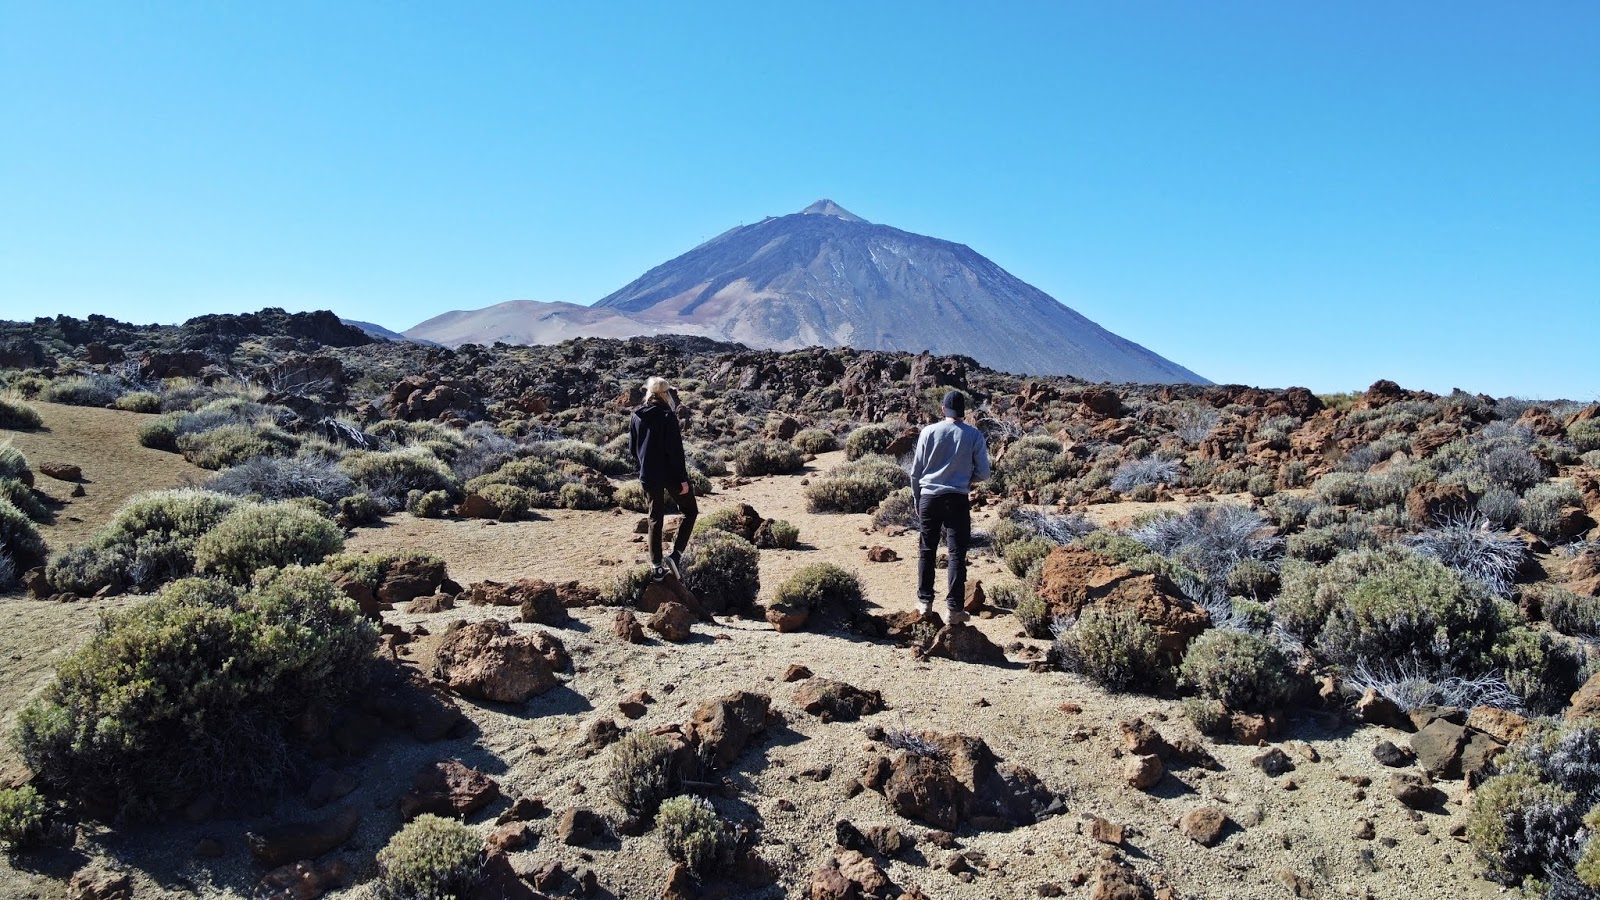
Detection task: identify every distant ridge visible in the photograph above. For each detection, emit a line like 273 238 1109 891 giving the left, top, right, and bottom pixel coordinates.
406 201 1205 383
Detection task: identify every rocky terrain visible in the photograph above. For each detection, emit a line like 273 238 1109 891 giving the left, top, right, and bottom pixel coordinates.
0 309 1598 900
406 201 1206 383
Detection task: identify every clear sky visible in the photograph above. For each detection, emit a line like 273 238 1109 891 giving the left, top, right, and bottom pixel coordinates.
2 2 1596 398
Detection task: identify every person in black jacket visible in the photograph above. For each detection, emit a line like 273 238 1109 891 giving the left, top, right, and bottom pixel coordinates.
628 376 698 579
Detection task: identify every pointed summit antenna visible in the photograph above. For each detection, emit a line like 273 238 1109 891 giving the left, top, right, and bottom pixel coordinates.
799 199 867 223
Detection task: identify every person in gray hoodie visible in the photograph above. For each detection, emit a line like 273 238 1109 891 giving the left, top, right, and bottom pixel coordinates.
910 390 991 624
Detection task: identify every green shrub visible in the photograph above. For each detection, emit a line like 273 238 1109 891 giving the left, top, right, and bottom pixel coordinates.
1493 626 1591 716
844 425 897 461
1012 586 1051 638
474 483 531 521
138 416 179 451
0 498 48 575
1521 482 1585 541
729 439 804 476
793 428 838 455
1181 697 1230 737
46 489 243 594
602 564 654 606
986 581 1024 610
1179 629 1297 712
177 423 297 470
1537 585 1600 639
337 493 382 527
769 562 865 620
1210 469 1249 494
1247 474 1277 498
1563 418 1600 453
341 446 457 511
558 481 609 510
655 796 733 875
1224 559 1280 600
192 502 345 584
1075 530 1148 563
766 519 800 549
1050 606 1166 693
614 481 649 513
375 814 485 900
996 437 1071 492
0 398 42 430
871 488 918 531
804 456 907 513
1004 537 1055 577
526 438 632 478
609 732 682 818
683 530 760 614
0 443 28 483
989 519 1026 551
1468 721 1600 890
16 569 377 815
1285 522 1381 563
114 391 161 413
0 785 50 851
409 489 454 518
1276 547 1500 673
0 479 47 523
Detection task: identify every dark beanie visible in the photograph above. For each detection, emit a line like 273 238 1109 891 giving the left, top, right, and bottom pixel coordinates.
941 390 966 418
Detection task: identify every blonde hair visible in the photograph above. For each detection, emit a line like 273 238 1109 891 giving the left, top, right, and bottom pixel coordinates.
644 376 672 403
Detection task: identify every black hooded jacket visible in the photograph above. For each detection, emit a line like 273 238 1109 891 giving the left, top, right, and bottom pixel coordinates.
628 400 689 489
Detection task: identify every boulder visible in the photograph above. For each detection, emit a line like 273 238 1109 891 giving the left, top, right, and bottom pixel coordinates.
685 691 771 770
376 555 447 605
467 579 569 625
1372 741 1414 768
246 806 361 867
648 601 695 642
1390 772 1442 808
434 619 562 703
1469 706 1532 744
1405 482 1477 527
1124 754 1163 790
792 678 886 722
918 624 1006 665
66 870 133 900
1079 388 1124 418
257 859 351 900
1177 807 1229 846
39 462 82 482
1354 688 1413 731
556 807 606 846
612 609 645 643
869 731 1057 831
1034 547 1208 654
809 849 898 900
1410 718 1469 779
399 760 500 820
1460 730 1507 784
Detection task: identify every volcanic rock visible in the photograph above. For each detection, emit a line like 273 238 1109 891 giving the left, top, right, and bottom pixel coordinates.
434 619 562 703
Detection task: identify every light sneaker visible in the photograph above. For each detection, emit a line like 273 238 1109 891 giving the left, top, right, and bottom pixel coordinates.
946 608 971 626
915 599 933 616
665 551 684 580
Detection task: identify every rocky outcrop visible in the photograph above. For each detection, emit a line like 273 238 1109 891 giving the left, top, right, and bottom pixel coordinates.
400 760 500 820
792 678 886 722
861 731 1058 831
1034 547 1209 653
685 691 772 771
434 620 566 703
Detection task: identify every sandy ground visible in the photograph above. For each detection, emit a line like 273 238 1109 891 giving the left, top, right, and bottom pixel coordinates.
0 407 1506 900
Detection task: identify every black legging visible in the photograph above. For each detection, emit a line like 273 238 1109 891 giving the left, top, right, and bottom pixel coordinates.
645 482 699 564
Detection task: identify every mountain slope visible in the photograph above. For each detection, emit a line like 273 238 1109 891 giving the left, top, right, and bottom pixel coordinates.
405 300 713 347
411 201 1205 383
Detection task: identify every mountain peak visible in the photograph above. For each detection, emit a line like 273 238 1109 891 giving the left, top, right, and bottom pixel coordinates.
799 199 867 223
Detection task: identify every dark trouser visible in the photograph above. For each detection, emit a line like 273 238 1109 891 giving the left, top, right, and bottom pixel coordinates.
646 482 698 564
917 492 970 614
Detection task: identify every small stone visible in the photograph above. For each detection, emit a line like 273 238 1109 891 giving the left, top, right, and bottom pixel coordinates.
1251 747 1294 777
1353 819 1375 840
783 664 813 682
1124 753 1163 790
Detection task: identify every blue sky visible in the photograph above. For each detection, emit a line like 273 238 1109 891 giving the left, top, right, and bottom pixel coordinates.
1 2 1595 398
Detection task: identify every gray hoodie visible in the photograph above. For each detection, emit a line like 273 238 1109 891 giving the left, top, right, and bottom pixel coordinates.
910 419 992 507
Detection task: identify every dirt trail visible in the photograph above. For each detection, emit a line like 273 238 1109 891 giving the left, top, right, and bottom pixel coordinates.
3 400 208 548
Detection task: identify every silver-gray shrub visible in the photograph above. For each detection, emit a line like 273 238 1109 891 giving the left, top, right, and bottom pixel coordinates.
1482 444 1547 493
1521 483 1585 542
450 424 521 482
1477 487 1523 529
1015 508 1096 544
1130 504 1281 588
1170 404 1221 445
0 550 15 591
1346 659 1523 713
208 455 356 505
1108 456 1180 493
1408 513 1525 598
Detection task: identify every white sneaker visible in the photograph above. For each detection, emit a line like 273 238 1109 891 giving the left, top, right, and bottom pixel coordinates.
915 600 933 616
946 609 971 626
665 551 684 580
